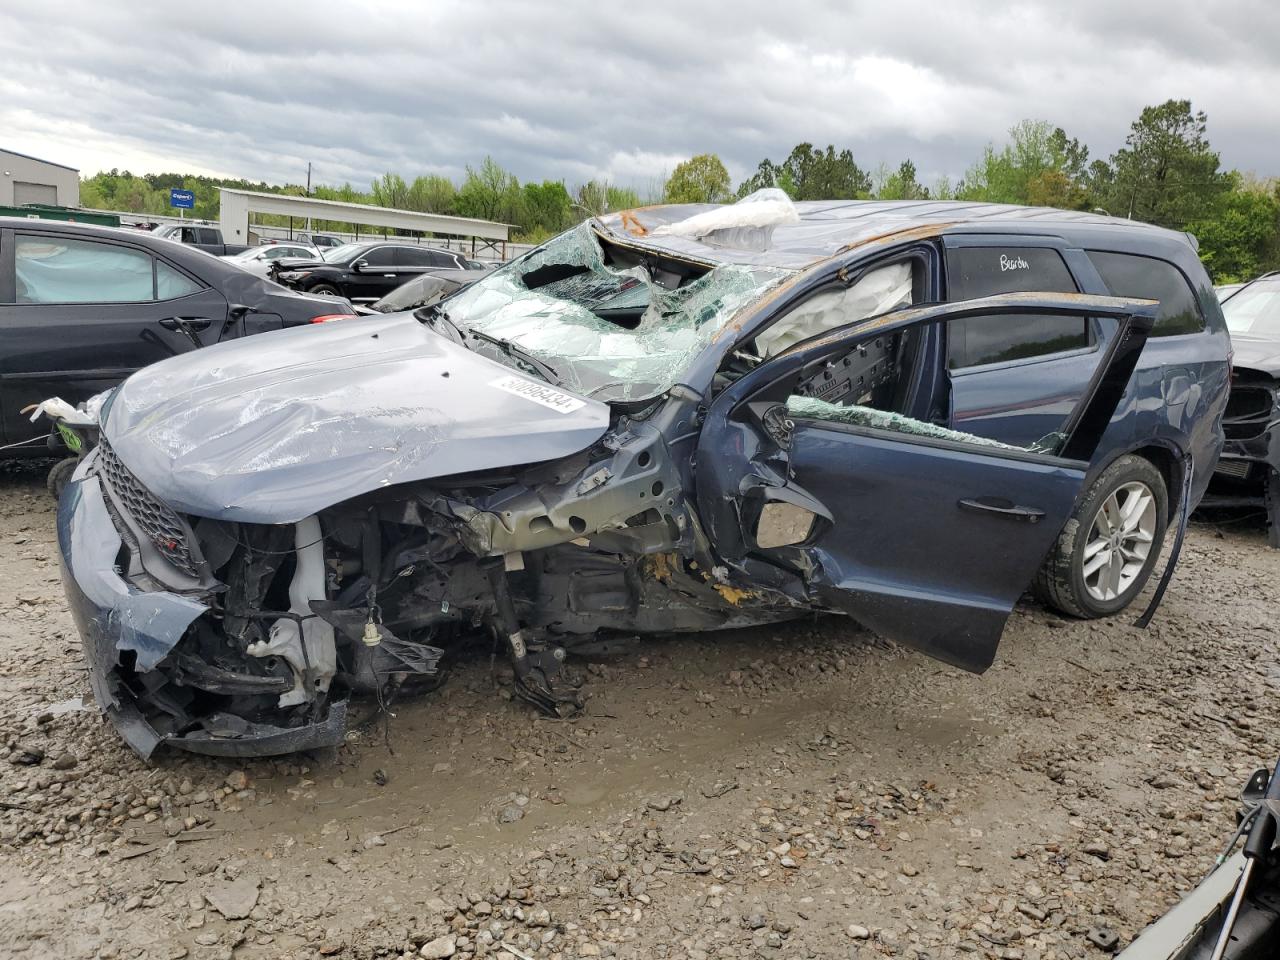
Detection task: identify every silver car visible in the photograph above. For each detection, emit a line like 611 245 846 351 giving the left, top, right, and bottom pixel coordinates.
222 243 320 278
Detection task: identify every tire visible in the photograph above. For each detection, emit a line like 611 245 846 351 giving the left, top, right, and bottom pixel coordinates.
47 457 79 501
309 283 342 297
1034 454 1168 619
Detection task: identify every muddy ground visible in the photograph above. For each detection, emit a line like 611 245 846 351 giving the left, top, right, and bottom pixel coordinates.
0 460 1277 960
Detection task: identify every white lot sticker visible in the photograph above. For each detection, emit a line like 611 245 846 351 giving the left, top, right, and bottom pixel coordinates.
490 375 586 414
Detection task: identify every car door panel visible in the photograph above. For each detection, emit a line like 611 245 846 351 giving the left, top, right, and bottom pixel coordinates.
347 247 399 300
696 292 1157 673
0 230 227 446
779 424 1086 670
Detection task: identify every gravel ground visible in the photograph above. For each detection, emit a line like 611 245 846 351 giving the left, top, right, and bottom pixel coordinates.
0 459 1277 960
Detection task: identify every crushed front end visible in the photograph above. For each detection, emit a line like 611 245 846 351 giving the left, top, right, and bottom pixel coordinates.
58 445 348 759
59 412 796 759
1202 368 1280 546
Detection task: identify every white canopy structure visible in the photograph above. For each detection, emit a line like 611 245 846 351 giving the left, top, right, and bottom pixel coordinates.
218 188 511 257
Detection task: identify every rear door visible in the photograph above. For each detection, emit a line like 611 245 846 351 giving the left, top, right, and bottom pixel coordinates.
944 237 1103 447
0 228 227 448
696 292 1155 673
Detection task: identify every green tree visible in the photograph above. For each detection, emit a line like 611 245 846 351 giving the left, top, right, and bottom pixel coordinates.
735 158 783 198
663 153 732 204
1189 176 1280 281
874 160 930 200
407 175 457 214
776 143 871 200
956 120 1095 209
455 157 523 224
521 180 574 236
1096 99 1230 227
571 180 641 218
371 172 410 209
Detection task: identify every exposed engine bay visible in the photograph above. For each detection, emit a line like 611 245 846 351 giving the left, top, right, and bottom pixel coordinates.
92 405 809 754
86 285 925 755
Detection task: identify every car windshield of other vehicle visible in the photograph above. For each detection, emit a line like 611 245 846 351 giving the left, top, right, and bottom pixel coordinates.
1222 279 1280 336
322 243 367 263
437 222 790 403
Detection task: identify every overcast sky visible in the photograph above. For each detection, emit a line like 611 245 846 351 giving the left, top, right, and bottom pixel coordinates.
2 1 1277 194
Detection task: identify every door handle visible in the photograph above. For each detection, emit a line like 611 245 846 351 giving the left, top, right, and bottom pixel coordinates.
159 317 213 331
958 497 1046 523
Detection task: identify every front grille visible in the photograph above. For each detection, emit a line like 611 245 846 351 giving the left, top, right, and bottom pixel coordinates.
96 441 199 577
1223 384 1276 441
1214 458 1253 480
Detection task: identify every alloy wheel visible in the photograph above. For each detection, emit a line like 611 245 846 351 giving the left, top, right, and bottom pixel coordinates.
1081 480 1157 602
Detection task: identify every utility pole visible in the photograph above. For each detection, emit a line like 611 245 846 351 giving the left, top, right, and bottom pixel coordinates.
306 162 312 232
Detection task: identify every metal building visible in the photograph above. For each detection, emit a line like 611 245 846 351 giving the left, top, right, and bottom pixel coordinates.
219 188 511 259
0 148 80 207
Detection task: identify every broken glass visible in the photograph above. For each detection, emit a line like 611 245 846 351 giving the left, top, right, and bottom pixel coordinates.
785 395 1026 452
441 223 792 402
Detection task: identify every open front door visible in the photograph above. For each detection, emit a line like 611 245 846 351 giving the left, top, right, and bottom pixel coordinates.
696 292 1156 673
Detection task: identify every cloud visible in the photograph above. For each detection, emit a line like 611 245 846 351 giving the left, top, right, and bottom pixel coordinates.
1 0 1277 195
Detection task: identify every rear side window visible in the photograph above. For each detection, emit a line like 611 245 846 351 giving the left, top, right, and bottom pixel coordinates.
14 235 155 304
1086 251 1203 337
398 247 458 268
156 261 202 300
946 246 1086 368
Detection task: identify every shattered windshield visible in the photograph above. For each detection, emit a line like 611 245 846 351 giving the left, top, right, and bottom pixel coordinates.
438 222 791 403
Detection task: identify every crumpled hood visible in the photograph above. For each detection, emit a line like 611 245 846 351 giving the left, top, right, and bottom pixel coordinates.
1230 334 1280 377
103 314 610 524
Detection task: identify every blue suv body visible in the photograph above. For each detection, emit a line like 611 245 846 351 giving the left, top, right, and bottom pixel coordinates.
56 198 1229 758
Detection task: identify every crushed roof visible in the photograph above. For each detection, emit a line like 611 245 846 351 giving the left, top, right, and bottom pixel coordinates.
597 199 1175 270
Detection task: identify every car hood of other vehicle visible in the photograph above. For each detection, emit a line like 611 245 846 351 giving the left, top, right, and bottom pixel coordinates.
1229 333 1280 377
101 314 610 524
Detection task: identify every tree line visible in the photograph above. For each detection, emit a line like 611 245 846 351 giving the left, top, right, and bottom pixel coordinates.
79 99 1278 281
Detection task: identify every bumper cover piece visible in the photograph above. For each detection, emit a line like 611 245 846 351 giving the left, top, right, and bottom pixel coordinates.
58 466 348 759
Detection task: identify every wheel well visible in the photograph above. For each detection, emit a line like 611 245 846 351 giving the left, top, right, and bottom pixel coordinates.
1129 444 1182 521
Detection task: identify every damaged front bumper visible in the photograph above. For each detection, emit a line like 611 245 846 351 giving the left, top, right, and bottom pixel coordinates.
1201 374 1280 545
57 462 347 759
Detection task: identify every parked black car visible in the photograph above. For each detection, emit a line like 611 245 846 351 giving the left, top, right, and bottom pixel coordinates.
0 217 356 455
57 196 1229 758
361 266 493 314
1202 273 1280 545
273 242 474 301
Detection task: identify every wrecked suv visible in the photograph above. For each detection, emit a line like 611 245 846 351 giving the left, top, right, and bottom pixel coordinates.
57 194 1230 758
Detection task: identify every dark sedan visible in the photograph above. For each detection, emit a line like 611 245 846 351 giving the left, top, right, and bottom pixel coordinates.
0 217 355 456
272 241 474 302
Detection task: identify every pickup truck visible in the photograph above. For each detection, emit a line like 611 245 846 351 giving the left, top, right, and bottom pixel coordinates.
152 223 250 256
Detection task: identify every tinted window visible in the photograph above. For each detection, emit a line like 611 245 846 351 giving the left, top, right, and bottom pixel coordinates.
946 246 1086 368
398 247 445 267
1087 251 1204 337
362 247 396 267
156 261 202 300
14 235 155 304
